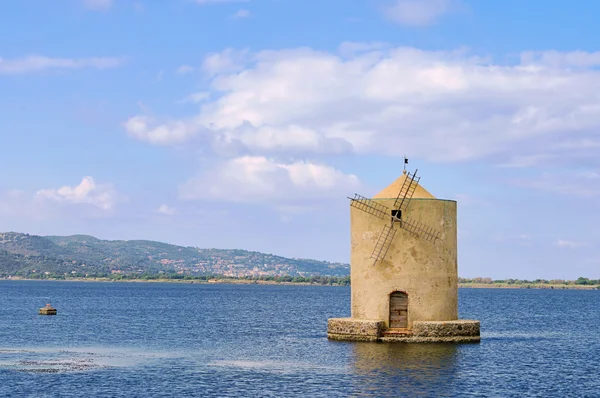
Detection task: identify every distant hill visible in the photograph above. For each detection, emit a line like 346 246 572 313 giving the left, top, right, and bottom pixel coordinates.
0 232 349 278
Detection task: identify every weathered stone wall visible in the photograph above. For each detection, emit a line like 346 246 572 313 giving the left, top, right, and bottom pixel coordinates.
350 198 459 328
327 318 384 341
327 318 480 343
412 320 480 338
378 335 480 343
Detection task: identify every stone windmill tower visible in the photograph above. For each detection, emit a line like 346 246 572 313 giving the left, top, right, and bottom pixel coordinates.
327 161 480 343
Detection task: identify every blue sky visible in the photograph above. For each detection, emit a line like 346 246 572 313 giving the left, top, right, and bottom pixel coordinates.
1 0 600 279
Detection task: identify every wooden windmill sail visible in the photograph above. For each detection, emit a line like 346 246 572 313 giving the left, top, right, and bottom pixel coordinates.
348 167 444 266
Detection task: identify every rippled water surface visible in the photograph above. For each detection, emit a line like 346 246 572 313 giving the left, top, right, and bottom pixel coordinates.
0 281 598 397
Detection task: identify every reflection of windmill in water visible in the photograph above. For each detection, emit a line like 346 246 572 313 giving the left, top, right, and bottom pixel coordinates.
327 157 479 343
348 158 449 266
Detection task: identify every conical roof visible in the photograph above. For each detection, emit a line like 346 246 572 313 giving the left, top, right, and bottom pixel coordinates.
373 171 435 199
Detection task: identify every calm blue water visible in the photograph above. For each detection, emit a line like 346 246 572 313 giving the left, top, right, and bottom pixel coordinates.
0 281 598 397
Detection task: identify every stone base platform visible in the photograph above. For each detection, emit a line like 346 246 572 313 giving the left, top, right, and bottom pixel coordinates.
327 318 480 343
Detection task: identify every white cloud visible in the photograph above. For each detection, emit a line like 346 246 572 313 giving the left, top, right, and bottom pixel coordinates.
0 55 121 74
233 9 251 18
516 234 532 247
157 204 176 215
496 154 555 168
83 0 113 11
183 91 210 103
123 116 195 146
177 65 195 74
337 41 390 57
576 171 600 179
521 50 600 69
201 48 250 77
123 45 600 168
511 171 600 198
385 0 455 26
0 191 45 221
180 156 360 203
36 177 119 210
556 240 590 249
7 189 25 198
219 124 353 155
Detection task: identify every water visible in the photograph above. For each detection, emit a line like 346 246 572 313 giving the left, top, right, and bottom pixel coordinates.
0 281 598 397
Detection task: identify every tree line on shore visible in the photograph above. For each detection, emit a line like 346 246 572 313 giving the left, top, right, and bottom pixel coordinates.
458 277 600 286
7 273 600 287
10 272 352 285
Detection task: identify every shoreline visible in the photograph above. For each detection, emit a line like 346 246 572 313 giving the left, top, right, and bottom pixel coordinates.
1 277 598 289
0 277 341 286
458 283 599 290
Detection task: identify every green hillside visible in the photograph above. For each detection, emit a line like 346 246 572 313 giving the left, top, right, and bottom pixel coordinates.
0 232 350 278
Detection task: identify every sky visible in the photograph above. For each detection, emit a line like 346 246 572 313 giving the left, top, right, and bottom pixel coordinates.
1 0 600 280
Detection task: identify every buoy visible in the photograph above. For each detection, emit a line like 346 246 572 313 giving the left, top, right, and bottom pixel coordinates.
39 303 57 315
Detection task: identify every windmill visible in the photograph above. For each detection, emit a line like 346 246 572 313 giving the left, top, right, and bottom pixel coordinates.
348 159 444 266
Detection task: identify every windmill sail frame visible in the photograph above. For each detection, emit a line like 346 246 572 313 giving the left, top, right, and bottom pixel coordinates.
393 170 420 214
370 224 396 264
349 168 444 266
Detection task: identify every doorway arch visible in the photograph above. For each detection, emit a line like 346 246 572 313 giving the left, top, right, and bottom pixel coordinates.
389 291 408 328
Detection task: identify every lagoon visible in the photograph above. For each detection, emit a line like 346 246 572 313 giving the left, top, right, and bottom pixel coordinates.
0 281 598 397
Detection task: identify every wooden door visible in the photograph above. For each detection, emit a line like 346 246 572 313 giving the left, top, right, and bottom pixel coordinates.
389 292 408 328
